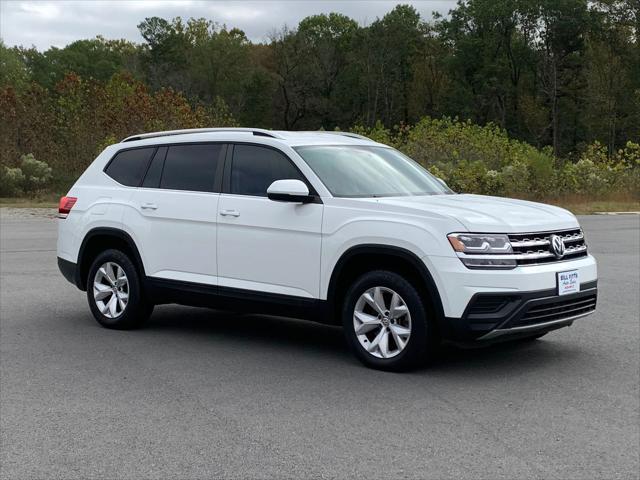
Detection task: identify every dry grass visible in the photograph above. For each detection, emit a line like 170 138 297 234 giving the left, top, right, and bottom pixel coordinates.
556 201 639 215
0 196 58 208
544 194 640 215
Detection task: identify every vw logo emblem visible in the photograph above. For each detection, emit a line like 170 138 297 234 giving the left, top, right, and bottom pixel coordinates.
550 234 565 259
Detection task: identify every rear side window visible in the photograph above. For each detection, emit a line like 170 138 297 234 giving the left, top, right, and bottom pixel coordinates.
105 148 155 187
231 145 305 197
161 144 223 192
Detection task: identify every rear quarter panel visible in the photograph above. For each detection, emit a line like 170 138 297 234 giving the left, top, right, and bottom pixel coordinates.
56 145 132 263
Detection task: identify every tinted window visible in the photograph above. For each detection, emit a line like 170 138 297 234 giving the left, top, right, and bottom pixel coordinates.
161 144 223 192
105 148 155 187
231 145 305 197
142 147 167 188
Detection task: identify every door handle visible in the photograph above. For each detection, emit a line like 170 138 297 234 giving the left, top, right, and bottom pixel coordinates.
141 203 158 210
220 209 240 217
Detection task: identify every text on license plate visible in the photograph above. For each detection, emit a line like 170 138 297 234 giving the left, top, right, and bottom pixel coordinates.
557 269 580 296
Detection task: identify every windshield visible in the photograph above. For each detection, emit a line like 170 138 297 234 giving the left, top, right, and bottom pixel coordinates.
294 145 452 198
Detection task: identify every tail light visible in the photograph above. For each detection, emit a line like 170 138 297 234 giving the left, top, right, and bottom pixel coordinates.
58 196 77 219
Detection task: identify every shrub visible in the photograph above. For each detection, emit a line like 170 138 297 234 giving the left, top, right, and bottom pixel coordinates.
0 165 25 196
350 121 403 149
556 141 639 197
527 148 556 197
385 118 638 200
96 134 118 154
0 154 53 196
19 154 53 193
400 117 560 198
500 160 531 197
404 117 547 170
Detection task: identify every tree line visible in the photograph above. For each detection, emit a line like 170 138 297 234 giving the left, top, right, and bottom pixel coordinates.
0 0 638 199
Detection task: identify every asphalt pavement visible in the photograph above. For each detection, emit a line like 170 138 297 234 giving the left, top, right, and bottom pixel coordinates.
1 210 638 479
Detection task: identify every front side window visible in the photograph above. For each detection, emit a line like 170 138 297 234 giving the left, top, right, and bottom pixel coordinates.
160 144 223 192
294 145 452 198
231 145 305 197
105 148 155 187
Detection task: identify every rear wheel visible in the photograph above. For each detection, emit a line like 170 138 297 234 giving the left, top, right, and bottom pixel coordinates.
86 249 153 329
342 270 432 371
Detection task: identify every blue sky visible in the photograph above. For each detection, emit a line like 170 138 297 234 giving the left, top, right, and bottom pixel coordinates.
0 0 457 50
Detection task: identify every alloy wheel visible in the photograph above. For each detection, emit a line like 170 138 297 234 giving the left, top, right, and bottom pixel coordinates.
353 286 412 359
93 261 129 318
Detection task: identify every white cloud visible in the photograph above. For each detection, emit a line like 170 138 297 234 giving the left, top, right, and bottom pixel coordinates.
18 1 61 19
0 0 456 50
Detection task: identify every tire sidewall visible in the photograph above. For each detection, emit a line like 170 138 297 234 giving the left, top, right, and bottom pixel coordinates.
86 249 148 329
342 270 429 371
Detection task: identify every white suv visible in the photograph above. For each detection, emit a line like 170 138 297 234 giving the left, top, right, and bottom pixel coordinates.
57 128 598 370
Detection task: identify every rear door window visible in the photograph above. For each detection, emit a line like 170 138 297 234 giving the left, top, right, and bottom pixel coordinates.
160 144 224 192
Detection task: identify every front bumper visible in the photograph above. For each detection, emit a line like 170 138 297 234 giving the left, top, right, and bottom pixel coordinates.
443 281 597 343
424 254 597 318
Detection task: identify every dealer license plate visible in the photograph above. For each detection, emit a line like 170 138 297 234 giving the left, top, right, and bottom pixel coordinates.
557 270 580 296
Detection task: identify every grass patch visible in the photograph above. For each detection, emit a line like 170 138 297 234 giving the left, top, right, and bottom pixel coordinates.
0 196 58 208
552 200 640 215
545 194 640 214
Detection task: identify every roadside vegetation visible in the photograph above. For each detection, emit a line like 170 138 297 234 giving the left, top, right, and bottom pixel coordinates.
0 0 638 211
355 119 639 210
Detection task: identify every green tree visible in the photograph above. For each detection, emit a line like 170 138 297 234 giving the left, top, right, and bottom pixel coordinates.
409 23 450 120
138 17 264 124
296 13 359 128
0 3 639 175
531 0 589 155
21 37 140 89
364 5 422 125
0 41 29 91
583 0 639 153
270 26 314 129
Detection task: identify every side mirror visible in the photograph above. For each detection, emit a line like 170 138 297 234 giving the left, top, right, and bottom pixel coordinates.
267 179 313 203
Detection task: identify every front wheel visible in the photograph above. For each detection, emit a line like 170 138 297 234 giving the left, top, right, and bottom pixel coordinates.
86 249 153 330
342 270 432 371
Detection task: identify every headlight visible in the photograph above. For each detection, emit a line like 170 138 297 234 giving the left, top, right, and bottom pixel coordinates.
447 233 516 269
448 233 512 254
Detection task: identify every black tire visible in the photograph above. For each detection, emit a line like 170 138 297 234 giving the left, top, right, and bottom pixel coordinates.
86 249 153 330
342 270 432 371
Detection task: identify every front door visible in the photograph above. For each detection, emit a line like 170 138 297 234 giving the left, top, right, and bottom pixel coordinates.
217 144 323 298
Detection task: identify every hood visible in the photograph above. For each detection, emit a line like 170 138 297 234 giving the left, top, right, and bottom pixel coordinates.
364 194 578 233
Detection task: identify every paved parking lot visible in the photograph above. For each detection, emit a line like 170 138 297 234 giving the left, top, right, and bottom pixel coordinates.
1 211 638 479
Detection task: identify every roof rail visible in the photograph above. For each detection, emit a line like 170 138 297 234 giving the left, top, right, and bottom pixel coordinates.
299 131 374 142
121 128 282 143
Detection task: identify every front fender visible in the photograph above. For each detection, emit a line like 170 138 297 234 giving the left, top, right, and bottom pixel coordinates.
320 215 457 300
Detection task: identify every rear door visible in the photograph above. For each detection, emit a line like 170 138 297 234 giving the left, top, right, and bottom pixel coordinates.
216 144 323 299
124 143 225 285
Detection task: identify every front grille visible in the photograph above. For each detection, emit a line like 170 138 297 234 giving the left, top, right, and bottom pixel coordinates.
511 293 597 327
508 228 588 266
